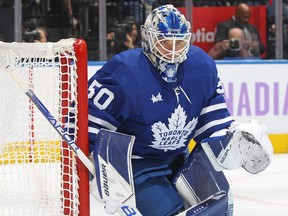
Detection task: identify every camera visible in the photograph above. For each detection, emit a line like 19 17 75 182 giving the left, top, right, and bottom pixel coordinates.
113 22 131 45
22 30 41 42
229 38 241 51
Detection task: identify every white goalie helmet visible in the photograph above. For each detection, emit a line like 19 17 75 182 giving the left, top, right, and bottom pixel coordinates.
141 4 191 82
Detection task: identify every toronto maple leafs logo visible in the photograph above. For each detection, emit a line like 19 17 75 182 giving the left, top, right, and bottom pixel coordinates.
151 104 198 151
151 92 163 103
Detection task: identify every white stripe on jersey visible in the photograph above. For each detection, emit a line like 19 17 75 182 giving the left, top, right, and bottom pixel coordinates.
200 103 228 115
194 116 234 138
88 114 117 131
89 126 99 135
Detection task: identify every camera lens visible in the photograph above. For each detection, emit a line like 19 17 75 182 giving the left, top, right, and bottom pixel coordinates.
229 38 240 51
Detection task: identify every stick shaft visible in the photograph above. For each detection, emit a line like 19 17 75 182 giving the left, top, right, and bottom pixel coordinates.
5 65 95 176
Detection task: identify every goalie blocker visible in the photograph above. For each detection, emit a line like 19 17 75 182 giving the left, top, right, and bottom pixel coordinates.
201 119 273 174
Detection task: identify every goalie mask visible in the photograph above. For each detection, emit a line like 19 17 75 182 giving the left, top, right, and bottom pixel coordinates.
141 4 191 82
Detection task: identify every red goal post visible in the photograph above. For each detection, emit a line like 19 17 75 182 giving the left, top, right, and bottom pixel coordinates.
0 38 90 216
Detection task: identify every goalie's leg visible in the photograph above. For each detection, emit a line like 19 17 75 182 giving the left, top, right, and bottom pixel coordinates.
173 146 234 215
92 129 184 215
132 158 184 216
92 129 140 214
176 191 228 216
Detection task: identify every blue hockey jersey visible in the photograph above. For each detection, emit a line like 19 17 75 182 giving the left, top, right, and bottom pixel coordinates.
88 46 234 161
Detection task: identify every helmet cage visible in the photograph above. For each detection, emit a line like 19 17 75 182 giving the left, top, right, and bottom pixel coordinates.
148 31 191 64
141 5 191 65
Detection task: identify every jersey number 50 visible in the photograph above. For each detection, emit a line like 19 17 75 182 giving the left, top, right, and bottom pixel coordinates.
88 80 114 110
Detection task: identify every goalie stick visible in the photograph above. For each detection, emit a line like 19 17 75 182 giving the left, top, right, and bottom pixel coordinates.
4 65 143 215
4 65 100 198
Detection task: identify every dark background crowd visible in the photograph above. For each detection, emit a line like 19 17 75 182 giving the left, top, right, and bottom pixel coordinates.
0 0 287 61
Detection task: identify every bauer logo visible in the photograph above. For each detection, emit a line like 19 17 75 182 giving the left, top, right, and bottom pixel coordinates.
220 148 230 164
101 163 109 196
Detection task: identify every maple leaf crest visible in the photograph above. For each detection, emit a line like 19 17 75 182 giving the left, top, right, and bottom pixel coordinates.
151 104 198 151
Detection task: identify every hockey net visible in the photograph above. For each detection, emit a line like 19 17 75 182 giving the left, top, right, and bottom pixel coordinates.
0 39 89 216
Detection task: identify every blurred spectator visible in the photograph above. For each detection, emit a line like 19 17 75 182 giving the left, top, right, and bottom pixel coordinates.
214 3 265 58
107 17 140 58
266 0 288 59
208 27 254 59
0 0 13 7
22 20 49 43
34 26 49 42
65 0 79 30
22 20 38 42
192 1 269 6
152 0 184 8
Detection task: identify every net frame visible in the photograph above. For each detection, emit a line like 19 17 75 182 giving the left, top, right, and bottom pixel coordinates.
0 38 89 216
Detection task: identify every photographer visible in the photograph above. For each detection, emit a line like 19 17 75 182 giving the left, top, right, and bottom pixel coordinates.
22 21 49 43
34 27 49 43
208 27 257 59
210 3 265 59
107 18 140 58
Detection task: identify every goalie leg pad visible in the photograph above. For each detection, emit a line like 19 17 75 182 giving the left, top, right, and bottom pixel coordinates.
93 129 137 214
173 147 233 215
175 191 228 216
132 158 183 216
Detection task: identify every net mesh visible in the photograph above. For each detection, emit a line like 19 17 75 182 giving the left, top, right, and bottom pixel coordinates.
0 39 81 216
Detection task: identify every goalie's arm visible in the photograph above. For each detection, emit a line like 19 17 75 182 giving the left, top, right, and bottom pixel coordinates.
201 119 273 174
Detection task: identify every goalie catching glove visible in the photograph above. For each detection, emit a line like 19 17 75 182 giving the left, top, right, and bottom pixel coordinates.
201 119 273 174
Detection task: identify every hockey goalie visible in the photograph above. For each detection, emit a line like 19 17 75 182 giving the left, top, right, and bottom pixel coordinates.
84 4 273 216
